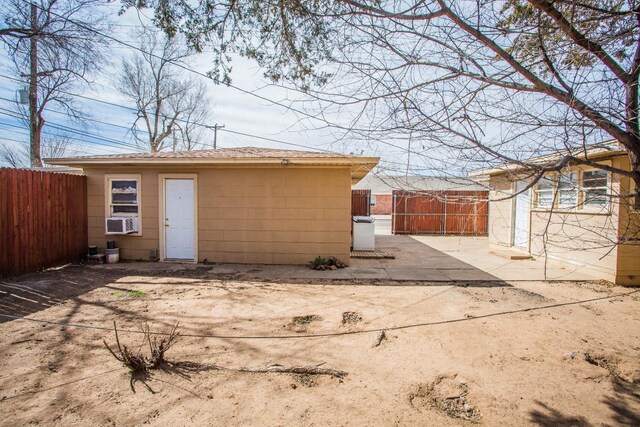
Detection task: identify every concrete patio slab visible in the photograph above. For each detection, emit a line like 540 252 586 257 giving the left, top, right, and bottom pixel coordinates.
349 267 391 280
411 236 603 282
94 234 604 283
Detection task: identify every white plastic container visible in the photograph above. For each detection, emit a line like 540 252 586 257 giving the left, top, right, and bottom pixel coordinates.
105 247 120 263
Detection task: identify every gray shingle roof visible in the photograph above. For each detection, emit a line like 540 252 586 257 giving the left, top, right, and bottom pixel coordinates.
353 175 486 194
48 146 349 161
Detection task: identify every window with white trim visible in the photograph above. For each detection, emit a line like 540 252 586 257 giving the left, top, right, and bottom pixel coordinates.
558 172 578 208
534 177 555 208
581 170 609 208
533 170 610 210
108 178 139 216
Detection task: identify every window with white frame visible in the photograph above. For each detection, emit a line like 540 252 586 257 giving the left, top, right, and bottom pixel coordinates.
558 172 578 208
535 177 555 208
108 178 139 216
534 170 610 210
581 170 609 208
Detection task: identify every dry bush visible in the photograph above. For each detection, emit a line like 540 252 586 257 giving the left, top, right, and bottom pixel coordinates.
103 321 180 392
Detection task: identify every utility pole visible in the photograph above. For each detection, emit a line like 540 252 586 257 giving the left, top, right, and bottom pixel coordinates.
211 123 224 149
29 2 42 167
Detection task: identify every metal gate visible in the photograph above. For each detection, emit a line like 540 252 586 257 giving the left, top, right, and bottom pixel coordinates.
392 190 488 235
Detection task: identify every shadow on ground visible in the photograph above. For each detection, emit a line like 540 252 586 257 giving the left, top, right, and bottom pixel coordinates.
0 234 517 325
529 379 640 426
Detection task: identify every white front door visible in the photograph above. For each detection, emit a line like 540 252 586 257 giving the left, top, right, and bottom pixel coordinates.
164 179 195 260
513 180 530 250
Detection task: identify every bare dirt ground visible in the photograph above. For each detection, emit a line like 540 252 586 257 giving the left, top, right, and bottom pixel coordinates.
0 265 639 426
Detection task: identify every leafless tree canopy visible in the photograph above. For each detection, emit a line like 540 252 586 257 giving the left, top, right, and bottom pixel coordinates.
0 0 110 166
116 28 212 152
0 135 76 168
129 1 639 193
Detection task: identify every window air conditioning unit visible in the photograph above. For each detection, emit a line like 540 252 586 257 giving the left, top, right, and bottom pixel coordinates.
105 217 139 235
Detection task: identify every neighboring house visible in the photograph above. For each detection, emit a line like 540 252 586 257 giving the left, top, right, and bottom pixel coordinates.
352 175 486 214
472 141 639 285
47 147 378 265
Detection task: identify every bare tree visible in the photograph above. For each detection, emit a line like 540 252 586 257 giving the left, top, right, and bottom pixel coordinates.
0 0 110 167
0 143 28 168
125 1 640 194
0 134 77 168
175 80 213 151
116 28 212 152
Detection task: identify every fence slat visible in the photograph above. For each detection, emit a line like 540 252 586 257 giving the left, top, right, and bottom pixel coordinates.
0 168 87 278
392 190 489 236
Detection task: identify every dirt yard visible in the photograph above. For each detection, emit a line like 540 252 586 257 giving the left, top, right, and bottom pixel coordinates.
0 264 639 426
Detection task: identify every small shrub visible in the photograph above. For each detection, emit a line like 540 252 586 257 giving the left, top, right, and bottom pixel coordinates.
310 256 327 268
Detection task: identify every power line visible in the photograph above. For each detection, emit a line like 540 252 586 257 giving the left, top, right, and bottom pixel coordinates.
0 121 131 155
0 112 138 151
0 94 143 134
0 110 140 151
0 73 332 154
219 128 332 153
0 125 123 155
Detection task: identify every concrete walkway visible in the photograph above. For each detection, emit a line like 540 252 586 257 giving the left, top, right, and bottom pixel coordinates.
410 235 602 281
95 235 602 283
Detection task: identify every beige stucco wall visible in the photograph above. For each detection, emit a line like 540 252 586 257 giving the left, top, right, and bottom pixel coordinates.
488 174 514 248
528 210 619 280
85 165 352 265
487 155 640 285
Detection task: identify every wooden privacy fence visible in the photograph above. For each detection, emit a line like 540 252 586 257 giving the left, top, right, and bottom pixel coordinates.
351 189 371 216
0 168 87 278
392 190 489 236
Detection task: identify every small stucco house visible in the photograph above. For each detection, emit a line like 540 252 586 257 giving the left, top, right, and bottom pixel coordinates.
47 147 378 265
352 175 485 214
473 142 639 285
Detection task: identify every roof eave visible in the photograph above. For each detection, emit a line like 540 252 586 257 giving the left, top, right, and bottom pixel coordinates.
469 149 629 177
45 156 379 167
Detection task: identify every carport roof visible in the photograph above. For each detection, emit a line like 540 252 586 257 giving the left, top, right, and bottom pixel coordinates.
45 146 379 183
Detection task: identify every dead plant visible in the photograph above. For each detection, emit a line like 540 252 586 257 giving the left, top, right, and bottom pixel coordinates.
104 321 348 394
103 321 180 392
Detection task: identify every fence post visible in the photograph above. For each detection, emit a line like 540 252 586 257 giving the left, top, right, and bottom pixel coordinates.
392 192 396 234
443 194 448 235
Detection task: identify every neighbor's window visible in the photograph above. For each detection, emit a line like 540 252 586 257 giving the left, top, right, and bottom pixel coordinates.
558 172 578 208
108 178 139 216
535 177 555 208
582 170 609 208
